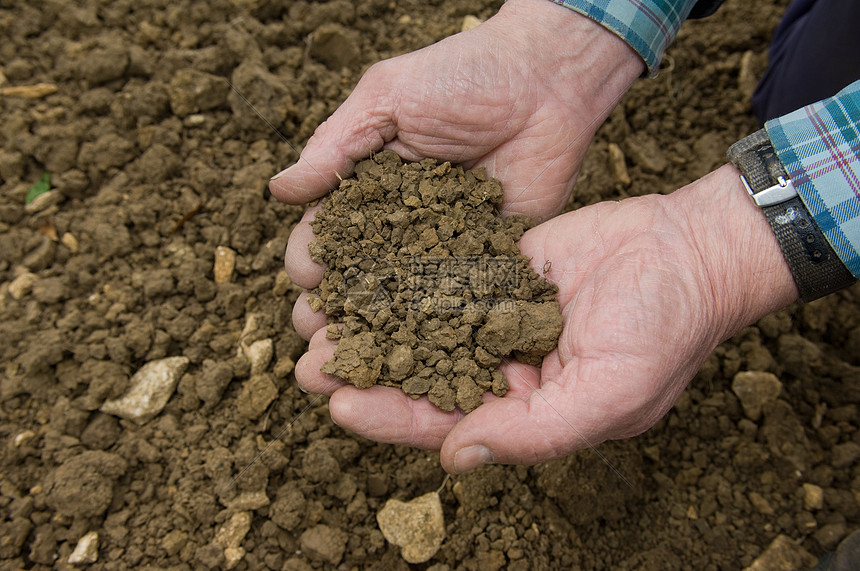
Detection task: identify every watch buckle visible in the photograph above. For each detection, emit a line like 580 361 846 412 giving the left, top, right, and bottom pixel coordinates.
741 174 798 207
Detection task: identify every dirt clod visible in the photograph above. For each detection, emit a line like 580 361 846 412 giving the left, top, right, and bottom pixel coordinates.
310 152 562 412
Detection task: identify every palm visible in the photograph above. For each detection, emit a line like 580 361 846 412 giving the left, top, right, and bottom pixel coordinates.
295 195 725 469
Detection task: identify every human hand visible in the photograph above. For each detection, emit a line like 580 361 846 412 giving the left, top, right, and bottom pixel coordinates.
292 165 798 473
270 0 643 221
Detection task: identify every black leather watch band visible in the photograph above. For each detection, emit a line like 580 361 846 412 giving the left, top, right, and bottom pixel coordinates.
728 129 856 302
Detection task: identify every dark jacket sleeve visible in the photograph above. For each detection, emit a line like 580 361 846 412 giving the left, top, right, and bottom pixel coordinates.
689 0 726 19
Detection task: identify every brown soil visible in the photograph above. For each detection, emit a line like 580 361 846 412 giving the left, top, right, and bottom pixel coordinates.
309 152 561 412
1 0 858 569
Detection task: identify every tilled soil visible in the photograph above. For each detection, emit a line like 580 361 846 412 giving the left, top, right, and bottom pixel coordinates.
1 0 858 569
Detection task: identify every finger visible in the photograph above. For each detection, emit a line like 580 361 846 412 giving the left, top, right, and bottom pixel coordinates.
329 385 464 450
292 291 328 341
294 329 343 396
269 64 399 204
285 205 325 290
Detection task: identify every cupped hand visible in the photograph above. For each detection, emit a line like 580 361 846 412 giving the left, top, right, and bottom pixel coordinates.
270 0 643 221
291 166 798 473
277 0 643 343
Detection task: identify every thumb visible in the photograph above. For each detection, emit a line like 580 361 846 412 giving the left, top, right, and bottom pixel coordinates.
268 67 399 204
439 362 605 474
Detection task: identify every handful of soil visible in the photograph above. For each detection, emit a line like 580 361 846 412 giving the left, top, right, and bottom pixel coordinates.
308 151 562 412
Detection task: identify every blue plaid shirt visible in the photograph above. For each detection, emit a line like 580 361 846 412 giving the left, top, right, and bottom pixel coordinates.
553 0 860 279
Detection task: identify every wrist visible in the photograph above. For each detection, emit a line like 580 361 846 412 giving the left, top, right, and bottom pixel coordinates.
490 0 644 120
671 164 799 341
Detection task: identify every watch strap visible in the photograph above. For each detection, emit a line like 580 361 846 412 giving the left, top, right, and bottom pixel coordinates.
728 129 856 302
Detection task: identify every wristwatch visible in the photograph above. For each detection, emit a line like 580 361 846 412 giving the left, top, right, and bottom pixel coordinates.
727 128 856 302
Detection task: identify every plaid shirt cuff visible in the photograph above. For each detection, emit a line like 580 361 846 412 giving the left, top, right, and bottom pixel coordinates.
547 0 700 75
766 80 860 279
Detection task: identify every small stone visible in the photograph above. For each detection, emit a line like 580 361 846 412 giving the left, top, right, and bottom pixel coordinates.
461 15 482 32
214 246 236 284
236 374 278 420
25 189 62 214
13 430 35 447
748 492 775 515
8 272 37 299
226 491 270 511
244 338 273 375
377 491 445 564
607 143 631 186
224 547 246 570
803 483 824 511
743 534 817 571
61 232 80 253
68 531 99 565
214 511 252 550
732 371 782 421
100 356 189 424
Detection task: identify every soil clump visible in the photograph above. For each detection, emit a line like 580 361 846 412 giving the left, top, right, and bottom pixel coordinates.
309 151 562 412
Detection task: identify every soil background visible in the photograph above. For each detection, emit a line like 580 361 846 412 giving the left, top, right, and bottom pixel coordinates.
1 0 858 569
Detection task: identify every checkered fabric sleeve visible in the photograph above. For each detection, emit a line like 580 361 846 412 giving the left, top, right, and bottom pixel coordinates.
766 80 860 279
546 0 701 75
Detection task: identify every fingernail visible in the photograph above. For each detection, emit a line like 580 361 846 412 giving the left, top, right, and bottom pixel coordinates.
270 166 290 181
453 445 494 474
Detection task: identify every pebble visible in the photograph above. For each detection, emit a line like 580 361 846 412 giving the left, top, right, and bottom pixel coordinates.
743 534 816 571
377 491 445 564
24 189 62 214
100 356 189 424
243 338 273 375
608 143 631 186
461 15 483 32
213 511 251 570
803 483 824 511
226 491 270 511
214 246 236 284
8 272 37 299
68 531 99 565
61 232 79 253
732 371 783 421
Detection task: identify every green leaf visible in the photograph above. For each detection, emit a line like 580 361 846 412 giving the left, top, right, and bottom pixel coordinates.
25 172 51 205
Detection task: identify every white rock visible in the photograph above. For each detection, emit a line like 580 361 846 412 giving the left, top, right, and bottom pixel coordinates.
377 491 445 564
214 246 236 284
69 531 99 565
215 511 252 549
461 15 482 32
8 272 37 299
100 357 189 424
61 232 80 253
224 546 246 570
803 483 824 511
244 338 273 375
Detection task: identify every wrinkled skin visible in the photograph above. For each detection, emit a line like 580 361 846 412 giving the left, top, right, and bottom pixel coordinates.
270 0 798 473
